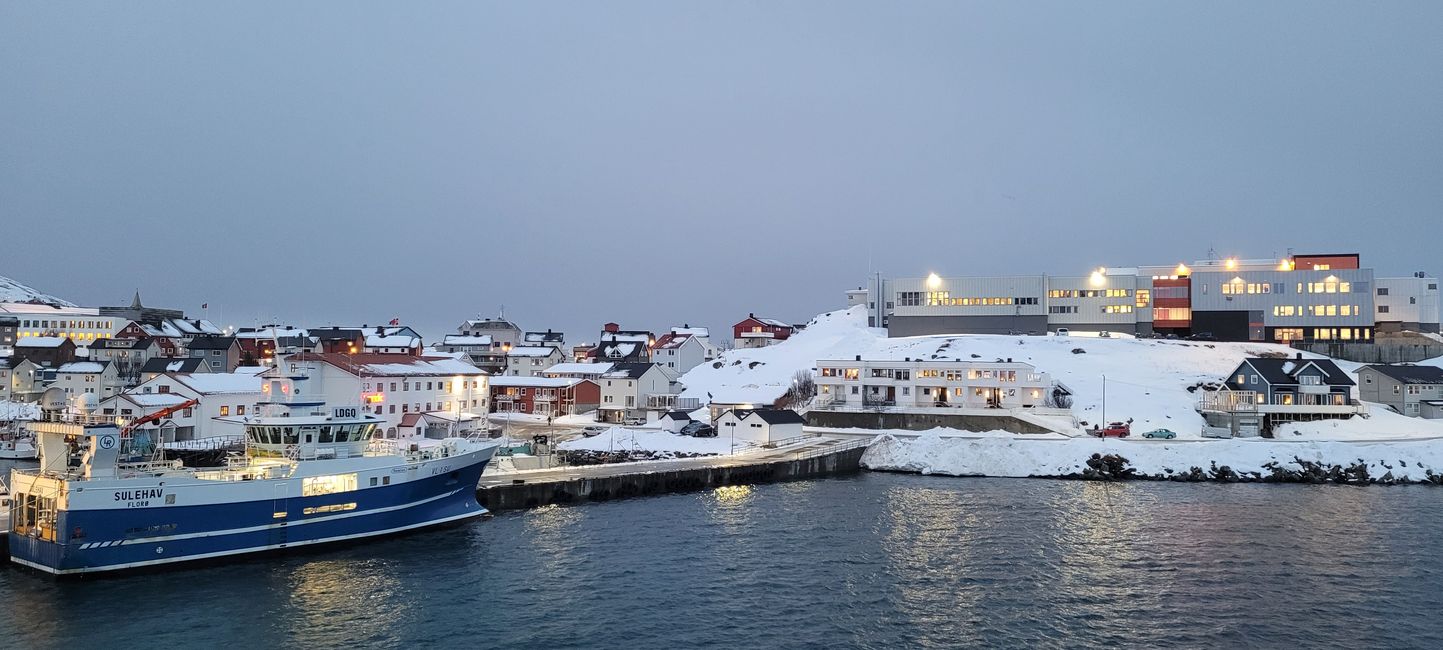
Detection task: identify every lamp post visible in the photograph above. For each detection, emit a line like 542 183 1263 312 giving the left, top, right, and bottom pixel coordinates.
1101 374 1107 429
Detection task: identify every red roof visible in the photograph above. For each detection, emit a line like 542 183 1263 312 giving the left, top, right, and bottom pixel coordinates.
649 332 692 350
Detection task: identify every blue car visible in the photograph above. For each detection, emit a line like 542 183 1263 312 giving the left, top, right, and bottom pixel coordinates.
1142 428 1177 439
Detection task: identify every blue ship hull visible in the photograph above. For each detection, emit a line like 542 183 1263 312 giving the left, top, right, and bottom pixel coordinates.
9 455 491 575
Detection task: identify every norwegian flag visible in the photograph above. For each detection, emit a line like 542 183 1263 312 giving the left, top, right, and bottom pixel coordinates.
201 303 208 309
389 318 400 326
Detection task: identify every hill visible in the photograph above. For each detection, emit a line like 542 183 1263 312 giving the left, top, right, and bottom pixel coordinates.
0 275 76 307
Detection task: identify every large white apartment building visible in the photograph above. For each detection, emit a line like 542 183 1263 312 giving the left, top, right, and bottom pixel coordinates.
815 358 1068 410
276 352 488 438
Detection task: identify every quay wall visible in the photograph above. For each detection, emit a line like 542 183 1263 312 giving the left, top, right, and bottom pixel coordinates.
476 446 866 511
805 410 1055 434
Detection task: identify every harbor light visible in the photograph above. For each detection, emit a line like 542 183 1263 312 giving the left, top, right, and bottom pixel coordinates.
926 273 942 290
1225 257 1237 270
1089 268 1106 287
1175 263 1190 276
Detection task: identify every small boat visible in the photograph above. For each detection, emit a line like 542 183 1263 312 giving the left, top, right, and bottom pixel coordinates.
7 366 499 575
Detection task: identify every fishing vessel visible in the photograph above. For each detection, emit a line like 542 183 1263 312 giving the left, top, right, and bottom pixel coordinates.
7 365 499 575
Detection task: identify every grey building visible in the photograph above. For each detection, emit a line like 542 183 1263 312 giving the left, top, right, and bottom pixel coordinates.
1358 365 1443 418
186 335 241 372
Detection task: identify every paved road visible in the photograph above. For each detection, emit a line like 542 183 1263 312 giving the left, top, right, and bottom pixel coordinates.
478 436 853 488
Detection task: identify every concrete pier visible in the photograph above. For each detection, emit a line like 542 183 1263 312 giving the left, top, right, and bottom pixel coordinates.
476 438 868 511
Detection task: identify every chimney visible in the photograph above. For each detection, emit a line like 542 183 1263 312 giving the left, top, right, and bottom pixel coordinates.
604 323 619 333
1296 352 1303 359
855 354 861 361
1007 358 1012 363
749 313 755 319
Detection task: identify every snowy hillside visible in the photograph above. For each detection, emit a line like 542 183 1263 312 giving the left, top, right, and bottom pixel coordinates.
679 306 1443 438
0 275 75 307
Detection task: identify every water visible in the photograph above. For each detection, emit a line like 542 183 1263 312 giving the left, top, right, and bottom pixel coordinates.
3 473 1442 648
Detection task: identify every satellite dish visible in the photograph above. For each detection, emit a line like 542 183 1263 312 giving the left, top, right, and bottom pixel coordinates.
40 387 67 411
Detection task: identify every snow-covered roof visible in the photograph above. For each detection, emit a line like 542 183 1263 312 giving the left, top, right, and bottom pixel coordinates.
671 327 709 337
17 336 68 348
55 361 108 374
366 334 420 348
287 353 486 377
489 376 585 388
506 346 558 358
442 334 493 346
543 362 613 376
601 332 651 343
122 393 191 407
596 342 639 358
172 369 265 394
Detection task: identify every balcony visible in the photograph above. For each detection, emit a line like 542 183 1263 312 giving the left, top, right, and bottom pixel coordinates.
645 393 700 411
1199 390 1366 416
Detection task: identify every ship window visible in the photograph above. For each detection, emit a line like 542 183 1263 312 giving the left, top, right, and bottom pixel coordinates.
283 427 299 445
302 473 358 497
319 426 334 444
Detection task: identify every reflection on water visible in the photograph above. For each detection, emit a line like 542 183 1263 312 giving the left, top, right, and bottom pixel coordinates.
4 474 1443 648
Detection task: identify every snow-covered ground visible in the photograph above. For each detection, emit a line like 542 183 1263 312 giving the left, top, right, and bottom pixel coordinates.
489 412 605 428
680 305 1443 439
557 427 748 456
862 430 1443 483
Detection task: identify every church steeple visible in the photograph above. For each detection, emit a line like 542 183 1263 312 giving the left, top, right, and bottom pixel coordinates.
131 289 143 309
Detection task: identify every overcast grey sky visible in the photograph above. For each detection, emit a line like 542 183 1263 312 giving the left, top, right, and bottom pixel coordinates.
3 1 1440 343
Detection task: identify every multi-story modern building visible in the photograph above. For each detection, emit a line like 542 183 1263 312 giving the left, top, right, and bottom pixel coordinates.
1375 274 1441 333
279 352 489 438
862 252 1432 343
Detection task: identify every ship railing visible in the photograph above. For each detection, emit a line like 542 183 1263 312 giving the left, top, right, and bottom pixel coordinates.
117 460 187 478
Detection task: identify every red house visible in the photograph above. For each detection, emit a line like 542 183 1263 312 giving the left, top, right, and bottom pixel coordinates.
732 313 796 349
115 321 181 357
490 376 600 417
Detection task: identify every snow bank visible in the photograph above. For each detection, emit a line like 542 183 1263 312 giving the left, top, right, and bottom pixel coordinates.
862 431 1443 483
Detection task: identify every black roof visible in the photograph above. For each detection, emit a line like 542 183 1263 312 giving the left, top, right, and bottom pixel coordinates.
187 335 236 350
660 411 693 421
745 409 807 425
1239 357 1354 387
605 362 656 378
1362 364 1443 385
141 357 206 373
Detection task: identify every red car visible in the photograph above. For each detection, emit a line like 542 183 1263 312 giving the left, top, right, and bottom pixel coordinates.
1092 422 1131 438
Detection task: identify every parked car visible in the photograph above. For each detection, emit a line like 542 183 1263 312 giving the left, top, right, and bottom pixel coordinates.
681 422 717 438
1055 328 1070 336
1188 332 1218 342
581 426 606 437
1141 428 1177 439
1090 421 1131 438
623 417 647 426
1164 333 1180 340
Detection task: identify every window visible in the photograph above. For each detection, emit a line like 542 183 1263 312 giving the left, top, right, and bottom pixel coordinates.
220 406 230 416
1379 306 1391 314
898 291 923 307
1377 287 1390 296
302 473 358 497
1135 290 1150 308
1300 375 1321 385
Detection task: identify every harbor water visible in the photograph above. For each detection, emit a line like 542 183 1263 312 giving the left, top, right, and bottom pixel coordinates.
3 471 1442 648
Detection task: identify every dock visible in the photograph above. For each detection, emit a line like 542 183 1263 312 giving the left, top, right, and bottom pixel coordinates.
475 436 869 511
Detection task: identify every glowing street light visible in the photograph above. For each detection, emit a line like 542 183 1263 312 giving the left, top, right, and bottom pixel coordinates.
926 273 942 290
1089 268 1107 287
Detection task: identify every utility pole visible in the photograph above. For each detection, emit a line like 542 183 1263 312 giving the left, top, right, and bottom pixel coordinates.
1102 374 1107 429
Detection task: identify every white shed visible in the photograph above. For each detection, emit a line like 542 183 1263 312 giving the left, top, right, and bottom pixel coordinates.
658 411 693 432
716 408 806 445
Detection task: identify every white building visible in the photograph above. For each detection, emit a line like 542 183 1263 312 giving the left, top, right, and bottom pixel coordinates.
597 362 673 423
715 408 806 445
364 333 423 354
1376 275 1441 333
648 331 717 374
815 358 1068 410
50 361 122 400
278 352 488 438
0 303 125 347
0 357 43 402
100 368 267 442
504 345 566 377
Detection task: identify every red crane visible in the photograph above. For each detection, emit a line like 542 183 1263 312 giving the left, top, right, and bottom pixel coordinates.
120 398 200 436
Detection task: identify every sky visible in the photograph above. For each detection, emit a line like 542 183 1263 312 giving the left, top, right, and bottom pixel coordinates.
3 1 1440 344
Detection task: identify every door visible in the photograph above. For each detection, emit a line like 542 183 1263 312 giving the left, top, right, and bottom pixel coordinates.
270 482 289 547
